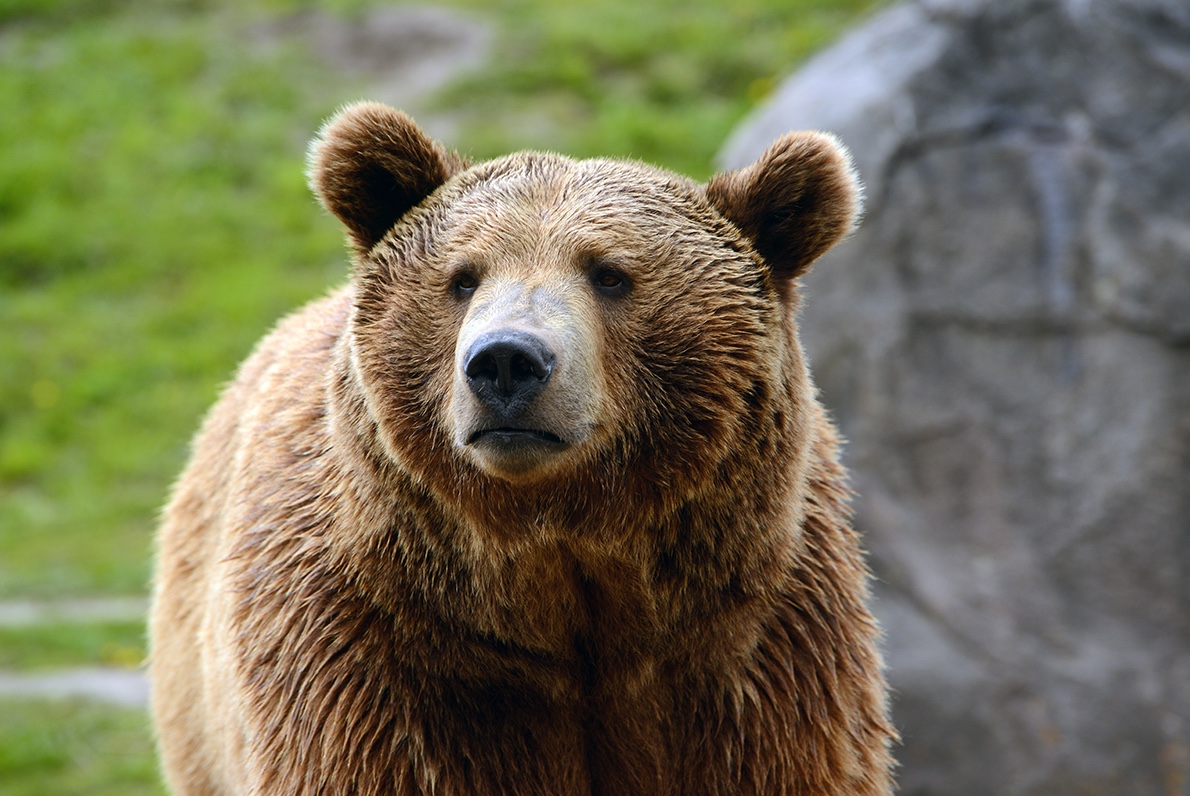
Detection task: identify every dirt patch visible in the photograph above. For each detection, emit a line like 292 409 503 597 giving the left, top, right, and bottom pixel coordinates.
0 667 148 707
256 6 492 140
0 597 147 628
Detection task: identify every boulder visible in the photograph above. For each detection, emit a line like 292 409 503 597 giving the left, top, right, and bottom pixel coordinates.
720 1 1189 793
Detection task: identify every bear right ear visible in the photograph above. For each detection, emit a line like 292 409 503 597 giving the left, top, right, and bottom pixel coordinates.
308 102 464 253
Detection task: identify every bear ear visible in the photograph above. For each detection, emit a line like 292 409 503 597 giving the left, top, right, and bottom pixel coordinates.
705 132 862 282
308 102 465 253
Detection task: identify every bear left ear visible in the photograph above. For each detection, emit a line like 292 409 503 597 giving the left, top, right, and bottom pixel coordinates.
705 132 862 282
308 102 466 253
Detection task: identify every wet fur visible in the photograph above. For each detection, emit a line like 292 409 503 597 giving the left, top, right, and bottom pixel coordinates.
150 103 896 795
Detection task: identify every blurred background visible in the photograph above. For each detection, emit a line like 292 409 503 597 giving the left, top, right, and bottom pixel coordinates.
0 0 1185 793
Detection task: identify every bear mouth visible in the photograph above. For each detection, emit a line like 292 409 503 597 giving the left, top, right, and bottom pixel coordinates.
467 428 566 448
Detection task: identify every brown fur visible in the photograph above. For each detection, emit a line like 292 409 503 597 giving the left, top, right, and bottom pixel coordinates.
149 101 896 795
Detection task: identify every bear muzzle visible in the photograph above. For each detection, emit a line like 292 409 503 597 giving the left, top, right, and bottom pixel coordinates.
456 328 574 476
451 277 608 478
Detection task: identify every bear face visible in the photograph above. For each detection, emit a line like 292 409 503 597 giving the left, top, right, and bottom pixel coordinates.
309 103 860 536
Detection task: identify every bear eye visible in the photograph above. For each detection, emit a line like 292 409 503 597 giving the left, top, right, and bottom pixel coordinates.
451 271 479 298
590 266 630 297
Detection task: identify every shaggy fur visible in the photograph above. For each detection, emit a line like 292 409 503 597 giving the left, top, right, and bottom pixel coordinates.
149 101 896 795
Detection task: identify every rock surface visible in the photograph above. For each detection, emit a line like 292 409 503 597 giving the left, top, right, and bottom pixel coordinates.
721 1 1189 793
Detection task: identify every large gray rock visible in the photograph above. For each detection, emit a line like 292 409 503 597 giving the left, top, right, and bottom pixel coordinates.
721 1 1189 793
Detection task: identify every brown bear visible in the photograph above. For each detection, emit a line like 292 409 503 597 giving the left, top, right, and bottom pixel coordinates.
149 101 896 795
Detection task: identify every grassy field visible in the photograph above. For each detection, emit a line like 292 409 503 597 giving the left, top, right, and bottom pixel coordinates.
0 0 881 789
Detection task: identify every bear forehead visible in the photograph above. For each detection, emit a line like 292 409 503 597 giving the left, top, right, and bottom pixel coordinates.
404 153 736 270
444 153 706 227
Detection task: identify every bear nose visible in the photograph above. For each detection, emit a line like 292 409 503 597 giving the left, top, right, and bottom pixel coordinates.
463 331 555 409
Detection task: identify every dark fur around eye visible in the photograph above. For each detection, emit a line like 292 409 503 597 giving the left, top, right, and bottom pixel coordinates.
451 271 479 299
589 264 631 297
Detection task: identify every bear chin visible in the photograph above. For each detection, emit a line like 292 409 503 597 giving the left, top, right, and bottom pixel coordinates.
463 427 574 479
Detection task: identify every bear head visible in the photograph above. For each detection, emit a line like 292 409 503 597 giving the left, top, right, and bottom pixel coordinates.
308 102 860 540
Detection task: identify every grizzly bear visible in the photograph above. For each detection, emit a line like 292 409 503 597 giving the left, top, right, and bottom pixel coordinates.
149 101 896 795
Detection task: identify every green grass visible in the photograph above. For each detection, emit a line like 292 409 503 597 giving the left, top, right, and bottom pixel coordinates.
0 3 348 597
0 0 883 791
0 699 163 796
442 0 880 178
0 0 883 598
0 621 145 670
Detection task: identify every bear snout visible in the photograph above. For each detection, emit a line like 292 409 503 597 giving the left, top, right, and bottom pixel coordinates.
448 279 606 478
463 330 555 412
455 326 578 477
